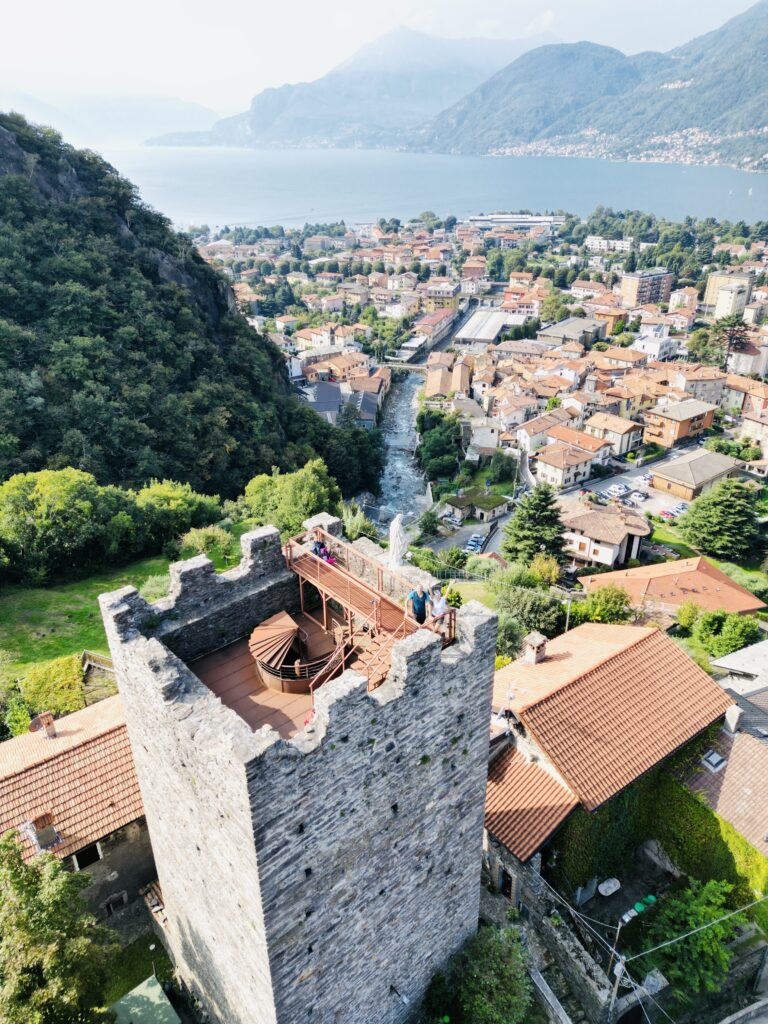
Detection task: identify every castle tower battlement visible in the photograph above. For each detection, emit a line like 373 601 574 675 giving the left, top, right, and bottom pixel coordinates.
99 522 497 1024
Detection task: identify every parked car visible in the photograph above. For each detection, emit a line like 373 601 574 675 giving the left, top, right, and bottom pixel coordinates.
659 510 676 519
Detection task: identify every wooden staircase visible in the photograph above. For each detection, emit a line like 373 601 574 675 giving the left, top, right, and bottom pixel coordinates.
248 611 301 671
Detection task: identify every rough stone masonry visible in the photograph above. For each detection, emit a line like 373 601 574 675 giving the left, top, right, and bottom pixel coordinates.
99 524 497 1024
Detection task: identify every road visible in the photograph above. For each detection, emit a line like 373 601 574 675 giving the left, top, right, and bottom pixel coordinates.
428 446 709 559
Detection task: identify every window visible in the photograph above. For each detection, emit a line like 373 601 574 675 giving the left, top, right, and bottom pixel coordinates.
73 842 102 870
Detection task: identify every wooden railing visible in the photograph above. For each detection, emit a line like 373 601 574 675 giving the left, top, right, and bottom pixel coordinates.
285 527 416 604
81 650 114 673
309 602 380 692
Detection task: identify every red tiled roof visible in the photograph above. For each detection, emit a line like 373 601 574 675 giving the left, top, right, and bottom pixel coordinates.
494 624 731 811
580 557 766 615
685 730 768 856
485 747 577 861
0 696 143 861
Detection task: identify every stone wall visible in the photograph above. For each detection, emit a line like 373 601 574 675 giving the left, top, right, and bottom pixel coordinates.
100 526 497 1024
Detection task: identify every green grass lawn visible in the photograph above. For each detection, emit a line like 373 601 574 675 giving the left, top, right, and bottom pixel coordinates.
103 931 174 1006
0 555 170 686
0 523 255 688
649 525 696 559
451 580 498 610
466 466 517 497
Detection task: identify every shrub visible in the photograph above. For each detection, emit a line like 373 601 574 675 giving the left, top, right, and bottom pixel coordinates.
495 655 512 670
137 479 221 546
529 552 561 588
465 554 495 578
626 451 636 461
4 695 31 737
496 587 564 638
179 525 234 557
138 574 170 603
676 599 701 635
19 655 85 716
446 588 463 609
442 546 467 569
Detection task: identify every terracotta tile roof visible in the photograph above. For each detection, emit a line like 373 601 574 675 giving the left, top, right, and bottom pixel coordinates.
535 442 594 470
580 557 766 614
685 730 768 856
0 696 143 862
547 425 610 453
585 412 642 435
485 747 578 862
493 624 731 810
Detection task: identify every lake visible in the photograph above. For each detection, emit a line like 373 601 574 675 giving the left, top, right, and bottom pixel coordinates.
97 144 767 229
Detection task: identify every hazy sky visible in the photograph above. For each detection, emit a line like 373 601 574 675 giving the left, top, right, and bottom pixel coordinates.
2 0 756 114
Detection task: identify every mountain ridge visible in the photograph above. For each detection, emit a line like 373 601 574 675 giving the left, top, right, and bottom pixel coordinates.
148 26 558 148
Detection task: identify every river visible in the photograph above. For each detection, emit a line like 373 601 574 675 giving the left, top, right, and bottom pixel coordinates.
375 373 428 523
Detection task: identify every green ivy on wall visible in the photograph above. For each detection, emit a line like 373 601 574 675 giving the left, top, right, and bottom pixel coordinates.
550 755 768 934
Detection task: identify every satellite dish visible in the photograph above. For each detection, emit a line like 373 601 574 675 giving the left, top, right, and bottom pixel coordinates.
28 715 45 733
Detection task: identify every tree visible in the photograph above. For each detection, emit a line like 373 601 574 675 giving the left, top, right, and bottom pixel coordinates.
502 485 565 563
529 552 561 588
453 926 532 1024
242 459 342 537
496 613 524 659
677 480 762 562
576 584 633 624
0 832 119 1023
676 599 701 634
418 509 440 538
712 314 749 367
496 587 564 637
643 880 743 996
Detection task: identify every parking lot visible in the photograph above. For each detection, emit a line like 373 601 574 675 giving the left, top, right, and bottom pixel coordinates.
578 451 697 518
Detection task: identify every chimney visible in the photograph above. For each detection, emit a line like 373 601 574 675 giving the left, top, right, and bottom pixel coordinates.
29 712 57 739
523 631 548 665
724 705 743 735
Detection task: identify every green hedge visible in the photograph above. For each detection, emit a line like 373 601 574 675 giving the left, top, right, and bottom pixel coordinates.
19 654 86 716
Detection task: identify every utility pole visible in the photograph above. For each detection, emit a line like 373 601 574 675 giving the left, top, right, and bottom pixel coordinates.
608 956 626 1022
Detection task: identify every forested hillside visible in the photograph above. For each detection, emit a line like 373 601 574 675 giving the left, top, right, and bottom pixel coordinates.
0 114 382 497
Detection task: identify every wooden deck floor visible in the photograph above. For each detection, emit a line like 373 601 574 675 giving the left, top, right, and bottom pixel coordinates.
189 611 347 739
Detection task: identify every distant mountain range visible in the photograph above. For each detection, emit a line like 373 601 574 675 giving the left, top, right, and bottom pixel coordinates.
150 1 768 171
149 26 558 148
0 90 218 146
414 0 768 169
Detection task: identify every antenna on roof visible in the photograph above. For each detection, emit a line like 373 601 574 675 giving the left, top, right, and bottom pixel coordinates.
29 712 57 739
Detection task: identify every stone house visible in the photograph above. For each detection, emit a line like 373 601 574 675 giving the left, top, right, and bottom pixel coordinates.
546 424 613 466
484 625 731 915
0 696 154 918
442 490 512 523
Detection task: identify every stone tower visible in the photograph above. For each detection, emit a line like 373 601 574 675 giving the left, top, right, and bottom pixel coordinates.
99 525 496 1024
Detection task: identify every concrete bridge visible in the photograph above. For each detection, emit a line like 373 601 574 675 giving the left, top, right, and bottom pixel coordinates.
382 362 427 374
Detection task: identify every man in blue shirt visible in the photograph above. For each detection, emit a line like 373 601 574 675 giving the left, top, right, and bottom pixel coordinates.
407 584 428 625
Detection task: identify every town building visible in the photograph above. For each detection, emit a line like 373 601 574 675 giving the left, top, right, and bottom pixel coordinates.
442 491 512 523
546 424 613 465
584 235 634 253
703 269 753 309
714 282 750 320
558 498 651 567
515 407 576 453
533 442 594 489
536 318 606 348
630 326 679 362
486 625 730 895
619 268 675 308
649 449 742 500
583 412 643 455
580 557 766 615
455 310 509 345
99 522 497 1024
643 398 717 447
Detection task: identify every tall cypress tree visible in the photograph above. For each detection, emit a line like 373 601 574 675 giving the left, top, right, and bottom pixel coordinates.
502 484 566 564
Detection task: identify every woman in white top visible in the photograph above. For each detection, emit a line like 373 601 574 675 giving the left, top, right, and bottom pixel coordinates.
428 586 448 634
